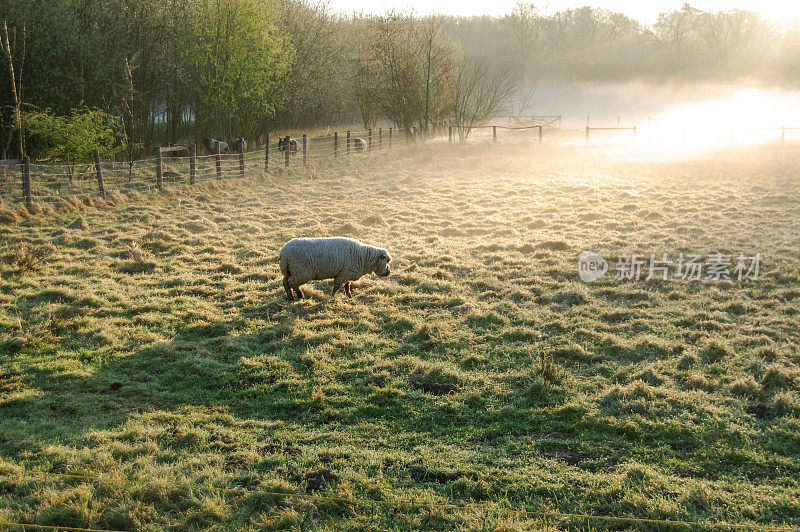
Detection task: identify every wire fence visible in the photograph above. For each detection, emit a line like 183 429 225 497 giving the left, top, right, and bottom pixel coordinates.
0 123 551 210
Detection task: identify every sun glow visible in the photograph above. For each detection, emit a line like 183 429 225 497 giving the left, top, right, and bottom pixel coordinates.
638 89 800 152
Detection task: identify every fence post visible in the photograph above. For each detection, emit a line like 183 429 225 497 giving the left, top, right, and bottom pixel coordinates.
92 149 105 197
368 129 372 151
389 127 392 148
155 147 164 189
239 146 245 178
585 127 590 144
449 126 452 143
379 127 382 149
493 126 497 143
190 144 197 185
347 130 351 155
302 134 307 165
617 116 620 128
284 136 290 167
538 126 543 142
215 144 222 179
334 131 338 157
632 126 637 141
21 156 31 210
558 116 562 128
265 132 269 173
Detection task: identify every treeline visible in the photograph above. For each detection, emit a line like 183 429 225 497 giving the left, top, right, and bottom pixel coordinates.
0 1 797 161
451 4 795 83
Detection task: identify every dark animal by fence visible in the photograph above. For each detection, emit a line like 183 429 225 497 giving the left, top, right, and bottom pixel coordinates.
231 138 247 154
278 136 306 155
203 138 230 154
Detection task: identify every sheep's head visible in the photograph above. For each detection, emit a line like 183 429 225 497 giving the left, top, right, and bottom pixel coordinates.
372 248 392 277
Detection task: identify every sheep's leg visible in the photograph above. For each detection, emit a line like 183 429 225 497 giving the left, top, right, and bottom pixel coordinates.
332 273 349 298
344 282 353 298
283 277 294 301
288 277 305 300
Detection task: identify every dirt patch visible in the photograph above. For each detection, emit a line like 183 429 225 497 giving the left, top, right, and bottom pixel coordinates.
264 444 303 456
304 468 339 492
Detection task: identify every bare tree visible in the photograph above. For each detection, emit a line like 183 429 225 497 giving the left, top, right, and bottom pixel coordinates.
451 58 515 141
506 3 540 82
415 16 455 136
367 13 420 130
645 4 704 77
1 20 25 158
699 10 771 74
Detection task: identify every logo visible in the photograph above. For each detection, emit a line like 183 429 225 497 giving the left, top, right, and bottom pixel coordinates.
578 251 608 282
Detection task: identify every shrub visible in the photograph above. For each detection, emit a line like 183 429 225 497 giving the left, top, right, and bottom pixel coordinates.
23 107 121 179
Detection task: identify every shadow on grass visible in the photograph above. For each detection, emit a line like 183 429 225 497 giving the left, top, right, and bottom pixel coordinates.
0 293 572 458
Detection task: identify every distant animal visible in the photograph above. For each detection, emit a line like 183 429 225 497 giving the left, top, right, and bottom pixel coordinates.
277 136 306 155
231 137 247 154
279 237 392 301
165 142 190 158
352 137 367 152
203 138 230 154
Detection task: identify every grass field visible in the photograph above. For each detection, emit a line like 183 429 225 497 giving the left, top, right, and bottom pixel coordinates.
1 141 799 530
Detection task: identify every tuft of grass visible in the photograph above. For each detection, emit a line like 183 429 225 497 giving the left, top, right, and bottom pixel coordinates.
2 241 48 272
536 349 567 386
67 216 88 230
730 376 762 398
761 365 797 390
700 339 731 363
408 362 462 395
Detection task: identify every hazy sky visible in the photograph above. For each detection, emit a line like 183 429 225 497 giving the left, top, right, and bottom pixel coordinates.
326 0 800 23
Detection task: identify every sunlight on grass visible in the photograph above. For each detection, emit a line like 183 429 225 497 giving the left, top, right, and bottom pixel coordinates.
0 142 798 529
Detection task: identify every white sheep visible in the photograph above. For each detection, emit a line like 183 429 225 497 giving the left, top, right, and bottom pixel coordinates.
352 137 367 152
279 237 391 300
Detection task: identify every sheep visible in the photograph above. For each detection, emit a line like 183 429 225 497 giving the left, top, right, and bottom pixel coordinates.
165 142 190 158
279 237 391 300
352 137 367 152
203 137 230 154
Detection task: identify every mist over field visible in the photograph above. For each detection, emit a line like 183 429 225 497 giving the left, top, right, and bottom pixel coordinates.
1 1 800 531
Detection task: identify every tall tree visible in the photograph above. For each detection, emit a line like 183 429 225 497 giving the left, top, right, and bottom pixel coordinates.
190 0 292 143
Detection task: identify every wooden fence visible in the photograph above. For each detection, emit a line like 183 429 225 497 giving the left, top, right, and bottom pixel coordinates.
730 126 800 144
494 114 562 128
0 119 562 209
585 126 637 144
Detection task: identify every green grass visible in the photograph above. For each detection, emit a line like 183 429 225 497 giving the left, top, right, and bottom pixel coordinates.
0 142 799 530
